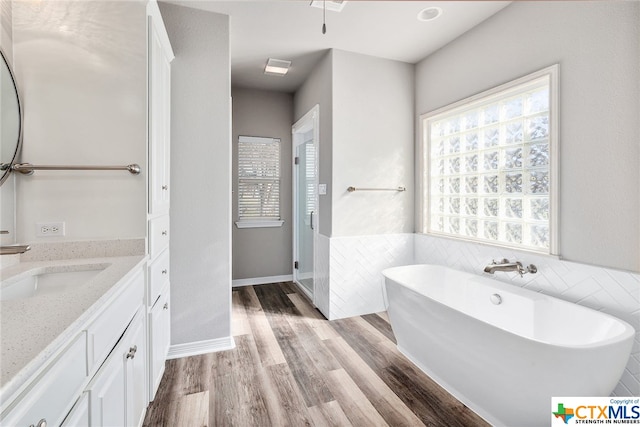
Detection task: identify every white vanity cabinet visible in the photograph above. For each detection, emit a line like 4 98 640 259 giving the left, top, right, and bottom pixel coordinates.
86 308 147 427
0 262 147 427
146 0 174 404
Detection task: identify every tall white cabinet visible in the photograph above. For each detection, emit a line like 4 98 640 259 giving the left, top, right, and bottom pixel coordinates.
146 0 174 403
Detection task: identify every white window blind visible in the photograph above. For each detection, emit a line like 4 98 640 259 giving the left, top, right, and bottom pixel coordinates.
305 142 316 217
238 136 281 221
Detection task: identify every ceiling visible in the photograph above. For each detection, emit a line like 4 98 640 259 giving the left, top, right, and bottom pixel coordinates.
166 1 511 93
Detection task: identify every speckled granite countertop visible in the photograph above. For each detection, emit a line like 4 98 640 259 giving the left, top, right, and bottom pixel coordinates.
0 241 147 403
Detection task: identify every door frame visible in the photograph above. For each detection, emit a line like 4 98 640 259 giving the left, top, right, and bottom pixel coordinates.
291 105 319 303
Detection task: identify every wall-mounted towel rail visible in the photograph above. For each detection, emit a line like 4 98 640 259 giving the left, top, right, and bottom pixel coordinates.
12 163 141 175
347 186 406 192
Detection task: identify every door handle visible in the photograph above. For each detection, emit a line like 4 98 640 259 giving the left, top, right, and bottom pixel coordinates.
310 211 314 230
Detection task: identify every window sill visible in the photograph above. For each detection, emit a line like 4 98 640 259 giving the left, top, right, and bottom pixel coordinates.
235 220 284 229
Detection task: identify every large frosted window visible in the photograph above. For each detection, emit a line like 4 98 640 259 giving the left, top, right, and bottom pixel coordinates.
422 66 557 253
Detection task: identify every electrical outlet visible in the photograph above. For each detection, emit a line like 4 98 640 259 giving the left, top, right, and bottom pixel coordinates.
36 222 65 237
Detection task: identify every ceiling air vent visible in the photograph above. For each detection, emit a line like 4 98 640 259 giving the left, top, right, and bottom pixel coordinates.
309 0 347 13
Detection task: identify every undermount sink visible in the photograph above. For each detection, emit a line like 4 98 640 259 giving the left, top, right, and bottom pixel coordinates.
0 268 107 301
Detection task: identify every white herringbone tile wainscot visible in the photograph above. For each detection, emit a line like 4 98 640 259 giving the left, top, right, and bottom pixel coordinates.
314 233 331 319
414 233 640 396
327 234 413 320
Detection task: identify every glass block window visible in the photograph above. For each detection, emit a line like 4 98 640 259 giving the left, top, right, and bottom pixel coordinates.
422 66 557 253
238 136 281 221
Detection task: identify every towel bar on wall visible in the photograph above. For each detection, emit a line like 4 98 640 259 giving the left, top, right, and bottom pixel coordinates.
347 186 406 192
12 163 141 175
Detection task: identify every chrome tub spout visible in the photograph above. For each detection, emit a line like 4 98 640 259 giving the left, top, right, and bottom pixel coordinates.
484 259 537 277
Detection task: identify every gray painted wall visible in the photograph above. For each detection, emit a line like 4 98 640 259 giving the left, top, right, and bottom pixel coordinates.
293 50 333 237
332 49 414 237
159 2 232 344
293 49 415 238
415 1 640 272
13 0 147 242
231 88 293 280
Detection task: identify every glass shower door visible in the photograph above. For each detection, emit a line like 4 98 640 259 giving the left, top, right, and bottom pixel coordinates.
295 134 316 295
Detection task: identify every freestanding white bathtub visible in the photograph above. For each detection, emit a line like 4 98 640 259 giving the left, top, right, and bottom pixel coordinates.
383 264 635 427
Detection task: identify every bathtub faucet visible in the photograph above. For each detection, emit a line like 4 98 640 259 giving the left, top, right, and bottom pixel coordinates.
484 259 537 277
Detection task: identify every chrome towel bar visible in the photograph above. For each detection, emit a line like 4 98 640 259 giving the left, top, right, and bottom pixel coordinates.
12 163 141 175
347 186 406 192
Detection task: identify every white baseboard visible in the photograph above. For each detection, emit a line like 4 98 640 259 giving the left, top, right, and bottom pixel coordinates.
167 336 235 359
232 274 293 287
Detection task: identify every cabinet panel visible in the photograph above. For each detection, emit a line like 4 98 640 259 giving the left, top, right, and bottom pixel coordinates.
87 270 144 373
1 333 87 427
148 247 169 305
149 285 170 399
87 335 127 427
149 215 170 259
148 9 172 215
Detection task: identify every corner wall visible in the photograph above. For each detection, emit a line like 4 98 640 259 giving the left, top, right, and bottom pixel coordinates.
159 2 232 348
294 49 415 319
332 49 414 237
231 88 293 281
293 50 333 238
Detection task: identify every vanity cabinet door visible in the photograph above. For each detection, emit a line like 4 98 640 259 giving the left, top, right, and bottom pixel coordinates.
126 307 148 427
88 308 146 427
86 341 127 427
148 3 173 216
149 284 170 399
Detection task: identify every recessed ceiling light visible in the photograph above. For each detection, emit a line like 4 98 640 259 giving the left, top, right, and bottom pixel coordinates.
417 6 443 22
264 58 292 76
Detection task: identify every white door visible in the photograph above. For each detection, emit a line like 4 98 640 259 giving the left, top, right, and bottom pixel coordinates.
292 106 319 300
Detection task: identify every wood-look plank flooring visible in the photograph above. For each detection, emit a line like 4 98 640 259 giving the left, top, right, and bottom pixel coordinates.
143 283 489 427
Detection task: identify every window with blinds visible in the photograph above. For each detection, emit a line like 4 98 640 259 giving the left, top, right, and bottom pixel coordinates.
237 136 281 222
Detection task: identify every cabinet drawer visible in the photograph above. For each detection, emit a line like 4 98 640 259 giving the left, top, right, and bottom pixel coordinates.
1 333 87 427
148 248 169 305
149 215 170 258
87 270 144 373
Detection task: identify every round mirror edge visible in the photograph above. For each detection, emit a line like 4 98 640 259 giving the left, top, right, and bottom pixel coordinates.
0 46 23 186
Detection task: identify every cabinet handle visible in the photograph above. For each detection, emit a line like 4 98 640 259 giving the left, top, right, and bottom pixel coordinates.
162 269 167 274
162 185 168 190
29 420 47 427
161 230 167 236
163 302 169 310
126 345 138 359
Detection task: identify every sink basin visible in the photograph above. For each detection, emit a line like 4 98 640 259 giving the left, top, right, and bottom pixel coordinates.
0 268 106 301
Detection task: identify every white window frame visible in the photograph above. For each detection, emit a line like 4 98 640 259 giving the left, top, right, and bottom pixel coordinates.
419 65 559 254
235 135 284 229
